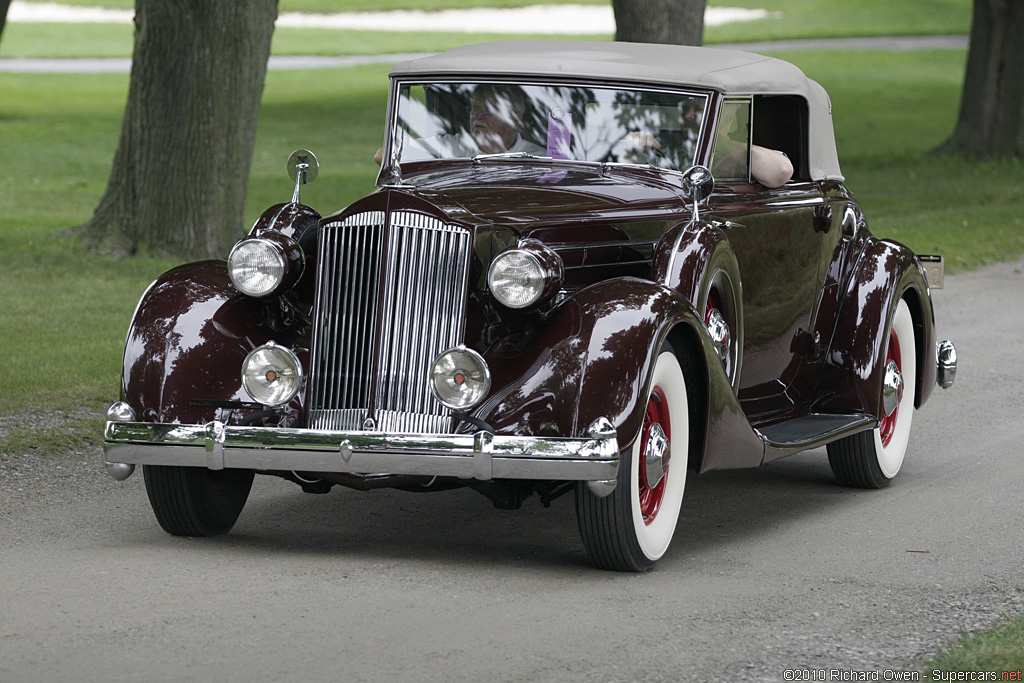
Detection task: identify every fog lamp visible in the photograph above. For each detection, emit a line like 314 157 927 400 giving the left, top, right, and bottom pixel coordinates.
430 346 491 411
241 342 302 407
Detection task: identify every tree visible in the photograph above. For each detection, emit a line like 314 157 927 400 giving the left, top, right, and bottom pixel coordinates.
612 0 707 46
79 0 278 258
935 0 1024 158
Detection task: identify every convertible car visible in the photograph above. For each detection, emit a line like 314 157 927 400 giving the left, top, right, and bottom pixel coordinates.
103 42 957 571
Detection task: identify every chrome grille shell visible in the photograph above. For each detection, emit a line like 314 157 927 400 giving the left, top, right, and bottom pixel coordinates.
306 209 472 434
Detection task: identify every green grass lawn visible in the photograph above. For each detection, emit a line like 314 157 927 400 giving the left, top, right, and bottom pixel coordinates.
788 49 1024 271
0 0 972 59
924 615 1024 677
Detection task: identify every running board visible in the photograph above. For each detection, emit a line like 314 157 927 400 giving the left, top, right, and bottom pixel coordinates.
757 413 877 462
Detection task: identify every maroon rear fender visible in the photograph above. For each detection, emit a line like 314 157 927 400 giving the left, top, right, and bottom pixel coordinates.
120 261 306 424
815 238 937 418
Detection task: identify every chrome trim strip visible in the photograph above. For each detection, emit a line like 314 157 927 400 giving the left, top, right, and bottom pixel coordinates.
662 216 697 287
104 420 619 482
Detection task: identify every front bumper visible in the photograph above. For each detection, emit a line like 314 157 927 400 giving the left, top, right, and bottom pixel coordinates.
103 417 620 491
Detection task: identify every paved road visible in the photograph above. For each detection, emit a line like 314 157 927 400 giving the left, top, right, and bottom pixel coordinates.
0 36 969 74
1 259 1022 682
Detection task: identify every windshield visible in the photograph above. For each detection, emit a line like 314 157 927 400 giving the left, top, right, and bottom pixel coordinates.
391 81 708 172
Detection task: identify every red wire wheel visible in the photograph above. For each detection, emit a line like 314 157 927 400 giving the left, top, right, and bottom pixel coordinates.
878 330 902 447
638 386 671 524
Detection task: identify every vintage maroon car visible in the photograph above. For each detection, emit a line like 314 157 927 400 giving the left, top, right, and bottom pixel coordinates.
104 42 957 571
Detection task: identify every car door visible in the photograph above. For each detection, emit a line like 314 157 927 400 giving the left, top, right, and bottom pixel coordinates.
706 97 840 416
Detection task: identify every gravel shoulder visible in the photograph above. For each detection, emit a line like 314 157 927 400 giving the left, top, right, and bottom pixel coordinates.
1 259 1022 682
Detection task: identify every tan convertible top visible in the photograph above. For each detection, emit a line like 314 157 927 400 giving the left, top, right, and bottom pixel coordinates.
391 41 843 181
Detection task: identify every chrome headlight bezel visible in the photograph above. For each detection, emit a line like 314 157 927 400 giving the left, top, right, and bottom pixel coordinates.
227 231 304 298
487 240 564 310
429 346 491 411
241 342 303 407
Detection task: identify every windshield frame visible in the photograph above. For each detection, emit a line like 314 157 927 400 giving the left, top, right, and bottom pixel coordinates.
379 76 713 185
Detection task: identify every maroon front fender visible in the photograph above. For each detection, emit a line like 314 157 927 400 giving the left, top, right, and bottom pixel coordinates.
653 218 744 392
653 219 738 307
121 261 306 424
479 277 765 471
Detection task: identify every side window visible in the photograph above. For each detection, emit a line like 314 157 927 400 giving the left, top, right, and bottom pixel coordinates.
710 98 751 182
752 95 809 181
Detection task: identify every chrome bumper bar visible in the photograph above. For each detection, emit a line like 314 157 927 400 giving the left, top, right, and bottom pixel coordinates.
103 417 620 492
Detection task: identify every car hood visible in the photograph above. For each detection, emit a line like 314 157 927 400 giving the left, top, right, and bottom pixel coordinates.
381 163 689 231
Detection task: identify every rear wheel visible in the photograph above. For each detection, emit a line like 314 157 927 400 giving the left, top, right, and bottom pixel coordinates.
828 298 917 488
143 465 254 536
576 345 689 571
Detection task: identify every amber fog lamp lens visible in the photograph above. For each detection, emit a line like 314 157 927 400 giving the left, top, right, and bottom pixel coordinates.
488 250 545 309
241 343 302 407
430 347 491 411
228 238 286 297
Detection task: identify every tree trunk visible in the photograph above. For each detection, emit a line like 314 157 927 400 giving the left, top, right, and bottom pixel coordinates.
80 0 278 258
0 0 11 45
612 0 706 46
935 0 1024 158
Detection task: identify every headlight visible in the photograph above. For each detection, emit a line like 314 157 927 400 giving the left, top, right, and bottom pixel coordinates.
487 240 564 309
241 342 303 407
228 232 304 298
430 346 491 411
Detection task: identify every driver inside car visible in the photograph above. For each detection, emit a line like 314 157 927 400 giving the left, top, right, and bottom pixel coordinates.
375 84 545 164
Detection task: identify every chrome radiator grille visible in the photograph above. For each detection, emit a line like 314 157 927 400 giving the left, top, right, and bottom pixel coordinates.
306 209 472 434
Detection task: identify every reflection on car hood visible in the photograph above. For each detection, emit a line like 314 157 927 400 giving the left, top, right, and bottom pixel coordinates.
392 163 687 228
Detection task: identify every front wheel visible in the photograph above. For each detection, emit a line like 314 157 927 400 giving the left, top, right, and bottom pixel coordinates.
828 298 917 488
576 346 689 571
143 465 254 536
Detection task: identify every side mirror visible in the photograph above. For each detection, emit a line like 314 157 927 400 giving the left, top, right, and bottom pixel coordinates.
287 149 319 204
680 165 714 220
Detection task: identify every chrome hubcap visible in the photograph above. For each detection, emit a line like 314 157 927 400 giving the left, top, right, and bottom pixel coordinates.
706 307 730 363
644 422 670 488
882 359 904 417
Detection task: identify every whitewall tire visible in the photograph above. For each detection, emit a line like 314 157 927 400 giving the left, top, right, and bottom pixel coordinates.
577 345 689 571
828 298 916 488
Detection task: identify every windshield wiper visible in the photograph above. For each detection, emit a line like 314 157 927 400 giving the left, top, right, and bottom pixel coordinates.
472 151 553 163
